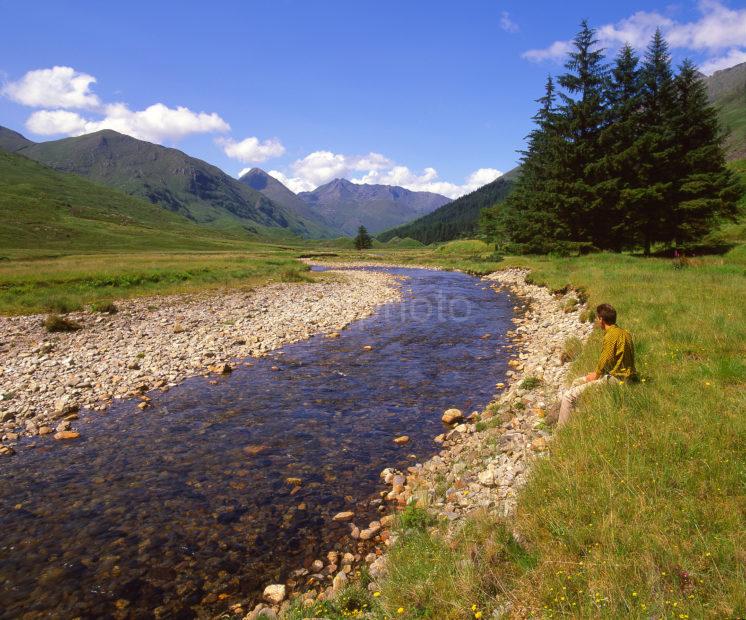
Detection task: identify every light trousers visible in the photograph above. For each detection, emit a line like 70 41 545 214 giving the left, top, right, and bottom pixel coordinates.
558 375 620 426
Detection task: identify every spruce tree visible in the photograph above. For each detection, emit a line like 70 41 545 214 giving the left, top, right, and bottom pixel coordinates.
354 225 372 250
632 29 677 254
555 20 608 245
668 59 741 245
495 76 571 252
592 44 644 250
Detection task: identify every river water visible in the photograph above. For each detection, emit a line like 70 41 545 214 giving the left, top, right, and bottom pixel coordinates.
0 267 515 619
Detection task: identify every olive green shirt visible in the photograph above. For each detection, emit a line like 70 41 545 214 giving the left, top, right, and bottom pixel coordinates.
595 324 637 380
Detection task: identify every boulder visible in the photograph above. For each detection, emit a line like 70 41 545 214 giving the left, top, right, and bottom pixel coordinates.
441 408 464 425
262 584 286 605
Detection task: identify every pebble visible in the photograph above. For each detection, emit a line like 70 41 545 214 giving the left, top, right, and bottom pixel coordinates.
0 269 401 441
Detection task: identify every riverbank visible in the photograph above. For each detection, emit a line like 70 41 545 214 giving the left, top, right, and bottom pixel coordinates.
0 269 401 448
368 250 745 619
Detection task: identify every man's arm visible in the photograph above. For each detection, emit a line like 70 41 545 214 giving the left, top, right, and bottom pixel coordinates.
592 332 615 381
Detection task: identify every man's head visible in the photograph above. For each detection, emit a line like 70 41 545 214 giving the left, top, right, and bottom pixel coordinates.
595 303 617 327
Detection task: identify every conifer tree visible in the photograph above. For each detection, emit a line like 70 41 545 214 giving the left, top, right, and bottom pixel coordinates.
632 29 677 254
668 59 741 244
354 225 372 250
592 44 644 249
494 76 571 252
555 20 608 244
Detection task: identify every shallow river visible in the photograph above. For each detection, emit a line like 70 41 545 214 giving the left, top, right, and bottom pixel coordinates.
0 267 515 619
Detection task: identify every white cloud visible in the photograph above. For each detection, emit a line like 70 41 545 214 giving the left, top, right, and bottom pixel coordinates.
25 102 230 143
25 110 89 135
500 11 519 33
268 149 502 198
523 1 746 71
700 47 746 74
218 136 286 163
3 66 231 144
522 40 574 63
1 66 101 109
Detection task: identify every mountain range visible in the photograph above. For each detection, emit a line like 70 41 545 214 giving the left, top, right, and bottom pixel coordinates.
243 169 450 235
0 127 335 239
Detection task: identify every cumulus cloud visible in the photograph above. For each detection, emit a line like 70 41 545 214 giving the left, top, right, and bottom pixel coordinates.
24 102 230 143
700 47 746 74
500 11 519 33
1 66 101 109
218 136 285 163
3 66 231 143
267 149 501 198
523 1 746 73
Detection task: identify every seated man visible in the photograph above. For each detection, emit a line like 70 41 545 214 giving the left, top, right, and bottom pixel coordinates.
557 303 637 426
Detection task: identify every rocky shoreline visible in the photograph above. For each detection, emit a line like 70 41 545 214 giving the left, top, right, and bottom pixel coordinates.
245 267 593 619
0 269 401 452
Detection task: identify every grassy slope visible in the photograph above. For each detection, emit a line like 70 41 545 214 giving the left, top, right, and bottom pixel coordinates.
715 83 746 161
15 129 334 239
377 176 515 245
0 150 260 256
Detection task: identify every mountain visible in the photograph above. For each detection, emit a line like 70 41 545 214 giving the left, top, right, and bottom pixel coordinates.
378 170 518 245
238 167 334 233
0 127 333 239
0 126 33 152
0 149 252 253
704 62 746 160
297 178 451 235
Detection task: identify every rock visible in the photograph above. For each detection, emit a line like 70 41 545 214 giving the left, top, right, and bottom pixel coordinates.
262 584 286 605
531 437 548 451
0 445 15 456
55 421 71 432
286 477 302 486
311 559 324 572
478 469 497 487
208 362 232 375
54 431 80 440
362 345 373 351
441 408 464 425
243 444 268 456
327 332 341 339
331 571 347 595
393 435 409 444
380 514 394 528
369 556 387 580
38 426 53 435
53 397 79 418
332 511 355 522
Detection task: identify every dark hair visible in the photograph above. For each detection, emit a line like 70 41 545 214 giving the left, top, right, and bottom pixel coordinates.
596 303 617 325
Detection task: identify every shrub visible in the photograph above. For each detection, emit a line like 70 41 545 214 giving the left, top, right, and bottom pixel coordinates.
561 336 583 363
90 301 118 314
520 376 543 390
563 297 579 313
44 314 81 332
397 504 437 531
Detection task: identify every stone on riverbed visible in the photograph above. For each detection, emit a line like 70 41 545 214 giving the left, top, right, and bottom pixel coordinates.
332 511 355 522
54 430 80 440
263 583 286 604
441 408 464 425
393 435 409 444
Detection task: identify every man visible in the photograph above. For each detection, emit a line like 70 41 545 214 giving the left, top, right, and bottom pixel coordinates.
557 303 637 426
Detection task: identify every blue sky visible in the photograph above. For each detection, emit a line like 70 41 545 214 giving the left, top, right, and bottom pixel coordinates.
1 0 745 197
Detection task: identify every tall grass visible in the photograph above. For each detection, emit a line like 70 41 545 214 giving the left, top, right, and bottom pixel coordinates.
0 252 316 315
374 250 745 619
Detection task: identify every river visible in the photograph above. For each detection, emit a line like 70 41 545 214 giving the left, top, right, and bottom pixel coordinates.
0 267 515 619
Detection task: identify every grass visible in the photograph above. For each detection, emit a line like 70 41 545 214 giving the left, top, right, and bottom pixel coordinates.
0 251 317 315
372 244 746 619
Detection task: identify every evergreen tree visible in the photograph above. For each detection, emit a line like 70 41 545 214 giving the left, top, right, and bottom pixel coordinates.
668 59 741 244
555 20 608 245
354 225 372 250
632 29 678 254
591 44 644 250
495 76 572 252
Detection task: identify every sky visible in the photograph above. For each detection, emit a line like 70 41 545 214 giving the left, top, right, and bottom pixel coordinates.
1 0 745 198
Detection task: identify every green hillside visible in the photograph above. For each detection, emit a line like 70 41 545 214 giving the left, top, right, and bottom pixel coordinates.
2 127 334 239
0 150 255 255
378 174 516 244
716 89 746 160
